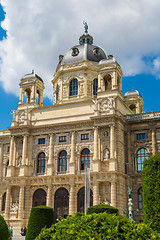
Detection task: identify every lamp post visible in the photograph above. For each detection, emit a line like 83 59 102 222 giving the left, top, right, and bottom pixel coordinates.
123 187 139 220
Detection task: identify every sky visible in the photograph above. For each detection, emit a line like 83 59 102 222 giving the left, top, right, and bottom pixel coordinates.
0 0 160 130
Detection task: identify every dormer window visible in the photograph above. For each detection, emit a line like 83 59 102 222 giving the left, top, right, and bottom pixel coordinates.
93 47 100 56
72 48 79 56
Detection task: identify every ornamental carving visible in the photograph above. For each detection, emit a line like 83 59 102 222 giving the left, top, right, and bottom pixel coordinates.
18 110 28 122
63 86 68 97
80 83 84 94
100 97 115 112
54 145 71 155
103 148 110 161
11 201 19 213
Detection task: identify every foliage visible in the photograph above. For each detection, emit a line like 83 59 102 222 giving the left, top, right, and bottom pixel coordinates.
25 205 54 240
87 204 119 215
35 212 160 240
0 215 11 240
142 152 160 232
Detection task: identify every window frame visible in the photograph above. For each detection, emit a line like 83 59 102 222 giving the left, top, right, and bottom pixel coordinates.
81 133 89 141
58 150 68 172
93 78 98 96
37 152 46 174
137 148 148 171
137 133 146 140
59 136 67 143
69 79 78 97
38 138 46 145
80 148 91 170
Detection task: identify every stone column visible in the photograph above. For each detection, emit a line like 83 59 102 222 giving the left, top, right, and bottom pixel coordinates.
111 182 117 207
5 186 11 219
69 132 75 174
22 135 27 165
47 134 54 175
69 185 76 215
18 186 25 219
93 127 98 161
13 138 16 167
93 127 100 172
70 132 75 163
152 129 156 156
110 125 115 159
109 125 116 171
0 144 4 181
93 183 99 206
47 185 52 207
9 136 14 166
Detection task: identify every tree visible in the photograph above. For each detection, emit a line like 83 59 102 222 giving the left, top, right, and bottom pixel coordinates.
142 152 160 232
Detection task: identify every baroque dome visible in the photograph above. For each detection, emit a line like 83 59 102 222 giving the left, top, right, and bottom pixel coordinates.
56 27 108 72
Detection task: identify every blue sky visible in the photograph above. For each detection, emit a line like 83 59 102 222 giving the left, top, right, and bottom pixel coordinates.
0 1 160 130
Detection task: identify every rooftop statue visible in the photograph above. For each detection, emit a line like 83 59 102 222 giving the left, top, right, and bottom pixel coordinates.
83 21 88 33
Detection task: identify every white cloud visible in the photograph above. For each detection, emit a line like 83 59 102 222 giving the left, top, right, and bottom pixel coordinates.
1 0 160 98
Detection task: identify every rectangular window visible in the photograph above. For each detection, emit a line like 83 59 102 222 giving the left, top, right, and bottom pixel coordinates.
81 133 89 140
59 136 67 142
38 138 45 144
137 133 146 140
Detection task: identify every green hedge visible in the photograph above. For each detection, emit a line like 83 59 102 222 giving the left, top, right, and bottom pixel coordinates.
25 206 54 240
0 215 11 240
87 204 119 215
35 212 160 240
142 153 160 232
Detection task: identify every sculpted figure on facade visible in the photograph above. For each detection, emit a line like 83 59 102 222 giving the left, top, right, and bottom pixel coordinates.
11 201 19 214
103 148 110 161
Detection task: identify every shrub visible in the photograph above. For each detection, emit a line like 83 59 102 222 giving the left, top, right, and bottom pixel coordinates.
35 212 160 240
0 215 11 240
87 204 119 215
142 153 160 232
25 205 54 240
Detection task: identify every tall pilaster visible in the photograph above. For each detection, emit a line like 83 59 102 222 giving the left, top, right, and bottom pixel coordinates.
5 186 11 220
22 135 28 165
93 127 100 172
7 136 15 177
47 134 54 175
109 125 116 171
93 182 99 206
69 132 75 174
47 185 52 207
111 182 117 207
0 144 4 181
127 131 132 174
18 186 25 219
9 136 14 166
69 185 76 215
20 135 28 176
152 129 156 156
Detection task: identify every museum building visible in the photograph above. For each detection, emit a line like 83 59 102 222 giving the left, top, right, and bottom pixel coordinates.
0 26 159 227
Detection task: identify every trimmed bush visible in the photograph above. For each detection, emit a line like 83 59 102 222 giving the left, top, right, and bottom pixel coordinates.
25 205 54 240
0 215 11 240
142 153 160 232
87 204 119 215
35 212 160 240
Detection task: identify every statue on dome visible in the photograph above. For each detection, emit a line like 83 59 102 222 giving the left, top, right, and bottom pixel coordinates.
83 21 88 33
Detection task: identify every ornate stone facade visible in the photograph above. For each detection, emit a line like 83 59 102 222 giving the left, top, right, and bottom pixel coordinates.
0 27 158 227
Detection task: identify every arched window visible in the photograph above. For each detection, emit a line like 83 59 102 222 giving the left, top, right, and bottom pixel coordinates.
70 79 78 96
137 148 148 171
2 192 6 211
138 187 142 210
24 88 31 103
93 78 98 96
103 74 111 91
37 152 46 174
32 188 46 207
77 187 93 213
36 90 40 104
81 148 90 170
56 85 59 102
58 150 67 172
5 160 9 176
54 188 69 221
